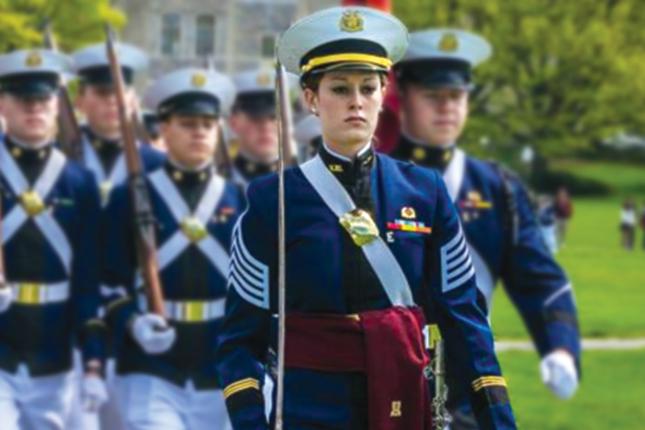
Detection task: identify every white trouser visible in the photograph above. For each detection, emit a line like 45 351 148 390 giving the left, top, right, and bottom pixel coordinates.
67 353 124 430
114 373 232 430
0 365 74 430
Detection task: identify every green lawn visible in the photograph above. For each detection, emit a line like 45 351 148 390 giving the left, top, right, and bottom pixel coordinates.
491 160 645 339
499 350 645 429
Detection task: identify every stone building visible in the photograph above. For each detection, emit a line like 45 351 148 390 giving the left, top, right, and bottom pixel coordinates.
113 0 337 78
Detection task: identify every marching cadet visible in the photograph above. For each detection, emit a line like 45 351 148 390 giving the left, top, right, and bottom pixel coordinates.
228 68 280 187
293 113 322 162
70 41 166 430
0 49 106 429
100 67 244 430
72 42 165 205
216 7 516 430
391 29 581 426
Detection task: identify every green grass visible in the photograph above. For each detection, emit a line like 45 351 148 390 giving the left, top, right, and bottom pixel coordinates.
499 350 645 429
551 159 645 197
491 160 645 339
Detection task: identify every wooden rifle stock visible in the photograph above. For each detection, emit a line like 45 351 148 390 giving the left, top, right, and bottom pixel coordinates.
105 26 165 317
43 22 84 161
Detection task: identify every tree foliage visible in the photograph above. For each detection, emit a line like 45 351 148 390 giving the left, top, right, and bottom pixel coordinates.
0 0 125 53
394 0 645 159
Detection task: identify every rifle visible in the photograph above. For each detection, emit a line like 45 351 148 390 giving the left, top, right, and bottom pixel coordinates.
203 56 233 177
43 21 84 161
105 26 165 317
273 59 293 430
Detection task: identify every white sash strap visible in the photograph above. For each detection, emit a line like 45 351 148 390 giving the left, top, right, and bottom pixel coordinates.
0 143 72 273
442 148 466 203
299 155 414 307
146 169 228 282
83 137 127 185
10 281 70 305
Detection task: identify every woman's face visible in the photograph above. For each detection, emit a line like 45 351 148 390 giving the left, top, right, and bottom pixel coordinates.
304 70 385 148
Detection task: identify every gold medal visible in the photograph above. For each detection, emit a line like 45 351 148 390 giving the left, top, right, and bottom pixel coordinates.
339 209 379 247
20 190 46 216
180 216 208 242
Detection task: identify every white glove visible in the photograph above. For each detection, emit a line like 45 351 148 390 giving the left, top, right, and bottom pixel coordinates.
0 286 13 313
131 313 176 355
540 349 578 399
82 374 109 412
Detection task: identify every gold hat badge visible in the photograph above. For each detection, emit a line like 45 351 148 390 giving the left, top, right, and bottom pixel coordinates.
191 73 207 88
256 72 271 87
340 10 364 33
438 33 459 53
25 51 43 68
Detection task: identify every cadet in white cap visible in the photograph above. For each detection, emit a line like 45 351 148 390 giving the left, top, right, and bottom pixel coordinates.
392 29 580 429
72 42 164 205
293 113 322 162
100 67 243 430
0 49 106 430
216 7 516 430
228 68 281 188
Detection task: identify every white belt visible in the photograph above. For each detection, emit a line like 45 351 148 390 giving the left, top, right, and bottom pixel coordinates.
10 281 70 305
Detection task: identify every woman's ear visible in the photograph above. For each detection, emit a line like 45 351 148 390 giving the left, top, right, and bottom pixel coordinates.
303 88 318 116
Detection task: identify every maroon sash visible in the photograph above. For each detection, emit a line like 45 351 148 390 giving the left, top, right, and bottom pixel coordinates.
285 306 433 430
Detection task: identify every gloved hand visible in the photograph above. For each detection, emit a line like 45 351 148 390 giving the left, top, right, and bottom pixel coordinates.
82 373 109 412
130 313 176 355
0 286 13 313
540 349 578 399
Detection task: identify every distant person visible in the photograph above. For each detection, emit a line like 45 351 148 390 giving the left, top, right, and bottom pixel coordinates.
538 195 558 254
555 187 573 246
620 198 637 250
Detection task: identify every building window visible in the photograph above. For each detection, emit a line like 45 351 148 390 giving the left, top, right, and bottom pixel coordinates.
196 15 215 56
161 13 181 56
260 34 276 59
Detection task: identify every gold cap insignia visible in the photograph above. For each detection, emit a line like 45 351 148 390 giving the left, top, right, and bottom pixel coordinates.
401 206 416 219
256 72 271 87
191 73 207 88
438 33 459 53
340 10 364 33
25 51 43 68
390 400 402 417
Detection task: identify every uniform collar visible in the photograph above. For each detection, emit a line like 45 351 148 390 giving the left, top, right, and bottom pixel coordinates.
164 158 214 186
397 133 455 173
82 125 121 149
233 152 278 181
318 141 375 184
4 135 53 164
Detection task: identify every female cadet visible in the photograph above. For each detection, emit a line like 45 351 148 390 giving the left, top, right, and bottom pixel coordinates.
216 7 516 430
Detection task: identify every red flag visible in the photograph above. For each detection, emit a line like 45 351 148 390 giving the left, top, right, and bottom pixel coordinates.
341 0 391 12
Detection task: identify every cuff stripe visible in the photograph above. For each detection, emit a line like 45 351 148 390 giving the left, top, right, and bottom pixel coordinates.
223 378 260 399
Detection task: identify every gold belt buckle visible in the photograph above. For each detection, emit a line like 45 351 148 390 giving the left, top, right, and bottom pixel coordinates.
183 301 206 322
180 217 208 243
17 283 42 304
20 191 46 216
339 209 380 247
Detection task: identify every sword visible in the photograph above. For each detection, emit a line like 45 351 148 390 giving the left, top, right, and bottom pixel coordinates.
273 58 292 430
